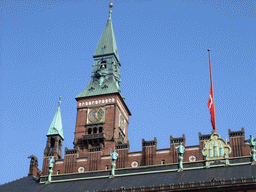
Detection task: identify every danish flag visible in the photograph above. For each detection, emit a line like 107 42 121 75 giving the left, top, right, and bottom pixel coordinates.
208 86 216 132
207 49 217 133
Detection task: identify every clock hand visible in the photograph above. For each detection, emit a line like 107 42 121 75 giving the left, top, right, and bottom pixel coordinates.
94 108 101 120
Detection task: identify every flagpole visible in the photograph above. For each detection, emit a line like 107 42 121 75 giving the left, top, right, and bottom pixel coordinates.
208 49 217 133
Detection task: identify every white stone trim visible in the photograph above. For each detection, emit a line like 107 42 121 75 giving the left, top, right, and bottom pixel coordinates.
128 153 142 157
156 150 170 154
56 161 64 164
77 159 87 162
101 156 111 160
185 147 199 151
79 97 115 108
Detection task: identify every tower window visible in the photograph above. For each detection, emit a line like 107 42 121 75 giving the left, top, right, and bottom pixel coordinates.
50 138 55 147
93 127 97 134
57 170 60 175
105 165 109 170
161 160 165 165
99 127 103 133
100 61 107 69
88 128 92 135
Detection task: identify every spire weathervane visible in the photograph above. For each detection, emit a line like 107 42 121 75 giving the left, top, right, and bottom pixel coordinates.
58 96 61 106
109 0 113 9
108 1 113 20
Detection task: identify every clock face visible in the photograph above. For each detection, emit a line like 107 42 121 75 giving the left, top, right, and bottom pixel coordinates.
88 107 104 123
120 114 125 133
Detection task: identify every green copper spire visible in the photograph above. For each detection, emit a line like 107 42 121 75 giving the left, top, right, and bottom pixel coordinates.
76 3 122 99
47 97 64 140
94 3 119 61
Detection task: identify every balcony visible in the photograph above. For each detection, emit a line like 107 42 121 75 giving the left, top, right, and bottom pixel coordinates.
82 133 105 140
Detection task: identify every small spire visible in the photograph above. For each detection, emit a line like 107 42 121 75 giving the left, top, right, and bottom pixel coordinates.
46 97 64 140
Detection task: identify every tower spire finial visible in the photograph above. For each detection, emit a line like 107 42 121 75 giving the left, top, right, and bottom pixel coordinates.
58 96 61 106
108 1 113 20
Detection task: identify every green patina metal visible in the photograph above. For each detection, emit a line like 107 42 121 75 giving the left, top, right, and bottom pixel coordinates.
45 156 54 184
76 4 121 99
175 142 185 172
39 159 252 184
248 135 256 165
94 8 119 60
46 97 64 140
109 148 118 178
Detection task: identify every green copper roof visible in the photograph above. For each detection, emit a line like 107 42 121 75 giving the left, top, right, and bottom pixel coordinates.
76 79 120 98
94 8 119 61
47 97 64 140
76 5 122 99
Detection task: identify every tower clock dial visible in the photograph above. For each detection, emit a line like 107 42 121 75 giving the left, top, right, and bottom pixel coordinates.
88 107 105 123
119 113 125 134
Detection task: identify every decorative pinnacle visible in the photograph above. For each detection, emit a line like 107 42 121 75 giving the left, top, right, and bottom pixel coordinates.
58 96 61 106
108 1 113 20
208 49 211 51
109 2 113 9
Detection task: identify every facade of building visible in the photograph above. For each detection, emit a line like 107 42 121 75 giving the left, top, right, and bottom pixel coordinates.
1 4 256 192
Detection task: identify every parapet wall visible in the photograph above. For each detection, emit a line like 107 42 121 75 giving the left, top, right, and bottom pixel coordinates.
41 128 251 176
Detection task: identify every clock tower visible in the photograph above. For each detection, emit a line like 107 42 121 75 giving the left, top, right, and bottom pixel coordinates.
73 4 131 157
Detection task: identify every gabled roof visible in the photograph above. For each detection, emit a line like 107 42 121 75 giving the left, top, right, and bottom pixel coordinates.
94 8 119 61
46 98 64 140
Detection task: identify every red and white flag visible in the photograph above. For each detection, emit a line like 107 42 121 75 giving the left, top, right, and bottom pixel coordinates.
207 49 217 133
208 86 216 132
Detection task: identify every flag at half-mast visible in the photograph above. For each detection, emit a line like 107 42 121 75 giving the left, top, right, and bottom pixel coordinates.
207 49 217 133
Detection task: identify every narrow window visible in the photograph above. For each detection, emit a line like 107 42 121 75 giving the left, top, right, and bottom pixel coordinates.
161 160 165 165
93 127 97 134
50 138 55 147
88 128 92 135
99 127 103 133
100 61 107 69
57 170 60 175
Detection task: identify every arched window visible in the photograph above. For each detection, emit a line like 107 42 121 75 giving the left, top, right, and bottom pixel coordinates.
88 128 92 135
93 127 97 134
50 138 55 147
161 160 165 165
59 140 61 146
100 61 107 69
105 165 109 170
99 127 103 133
57 170 60 175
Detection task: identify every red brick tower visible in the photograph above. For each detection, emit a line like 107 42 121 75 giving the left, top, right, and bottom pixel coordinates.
42 97 64 175
72 4 131 170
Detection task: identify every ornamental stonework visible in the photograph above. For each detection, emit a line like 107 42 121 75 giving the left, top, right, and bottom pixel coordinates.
202 132 232 166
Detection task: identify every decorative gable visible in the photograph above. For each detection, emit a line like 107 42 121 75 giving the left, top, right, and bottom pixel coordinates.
202 132 231 167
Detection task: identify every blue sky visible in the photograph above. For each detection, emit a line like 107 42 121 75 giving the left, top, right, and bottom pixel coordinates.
0 0 255 185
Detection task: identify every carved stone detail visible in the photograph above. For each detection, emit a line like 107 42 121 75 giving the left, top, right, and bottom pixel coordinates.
202 132 232 167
